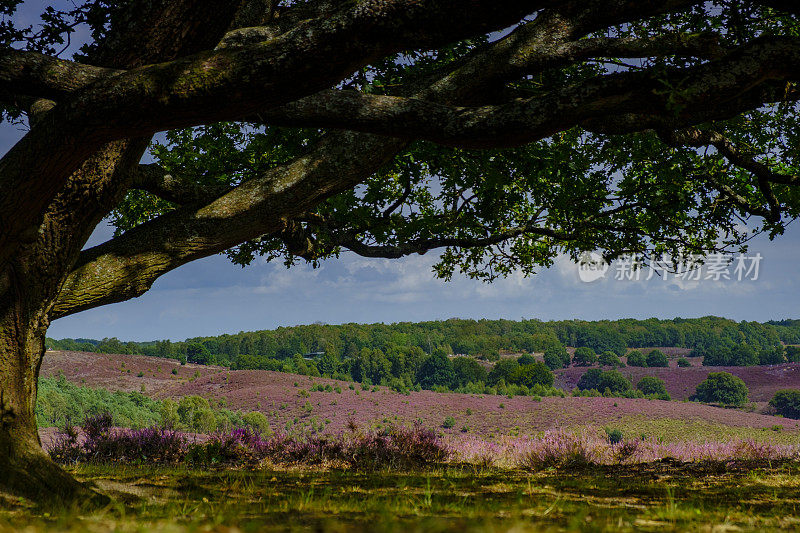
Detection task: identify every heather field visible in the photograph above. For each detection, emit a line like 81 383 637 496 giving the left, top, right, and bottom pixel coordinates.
40 350 800 442
13 350 800 531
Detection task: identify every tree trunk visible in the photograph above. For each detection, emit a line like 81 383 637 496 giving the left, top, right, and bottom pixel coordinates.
0 283 105 507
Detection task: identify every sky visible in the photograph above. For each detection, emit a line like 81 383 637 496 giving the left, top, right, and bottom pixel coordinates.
6 3 800 341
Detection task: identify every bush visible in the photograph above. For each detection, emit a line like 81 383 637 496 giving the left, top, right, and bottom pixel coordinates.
242 411 272 435
442 416 455 428
452 357 488 387
694 372 749 407
677 357 691 367
759 346 786 365
487 358 519 385
626 351 647 367
645 349 669 368
577 368 603 391
543 344 570 370
604 427 623 445
509 362 554 388
598 351 623 367
417 350 456 389
770 390 800 419
573 347 597 367
786 346 800 363
517 353 536 366
636 376 670 400
598 370 633 395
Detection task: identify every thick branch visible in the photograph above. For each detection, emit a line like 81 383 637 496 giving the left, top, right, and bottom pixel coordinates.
0 0 544 269
129 164 232 204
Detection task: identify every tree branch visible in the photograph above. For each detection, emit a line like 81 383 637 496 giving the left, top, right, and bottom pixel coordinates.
0 0 544 270
128 164 232 204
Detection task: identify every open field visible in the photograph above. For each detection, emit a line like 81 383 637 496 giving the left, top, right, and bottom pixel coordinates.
3 462 800 532
40 351 800 443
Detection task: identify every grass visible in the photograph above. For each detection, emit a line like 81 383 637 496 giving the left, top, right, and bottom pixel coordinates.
3 462 800 531
588 416 800 444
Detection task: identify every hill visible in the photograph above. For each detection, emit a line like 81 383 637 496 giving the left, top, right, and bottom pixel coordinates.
41 351 800 443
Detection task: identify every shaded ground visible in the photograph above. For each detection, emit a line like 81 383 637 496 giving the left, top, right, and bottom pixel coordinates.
3 462 800 531
40 351 800 440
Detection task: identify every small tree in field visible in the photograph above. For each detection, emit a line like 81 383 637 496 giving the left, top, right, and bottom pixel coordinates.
626 351 648 367
694 372 749 407
677 357 692 368
573 347 598 367
645 349 669 368
543 344 570 370
769 390 800 419
509 362 554 388
636 376 670 400
416 350 456 390
598 351 623 367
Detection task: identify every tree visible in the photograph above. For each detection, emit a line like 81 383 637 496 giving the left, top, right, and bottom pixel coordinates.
186 343 214 365
452 357 488 386
626 351 648 367
645 349 669 368
517 353 536 366
786 346 800 363
4 0 800 505
758 346 786 365
636 376 670 400
487 358 520 386
573 347 597 367
508 362 554 388
543 344 570 370
694 372 749 407
769 390 800 419
577 368 603 391
597 370 633 395
416 349 456 389
598 351 623 367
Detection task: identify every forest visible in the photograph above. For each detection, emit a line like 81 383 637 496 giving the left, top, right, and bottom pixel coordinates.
46 317 800 392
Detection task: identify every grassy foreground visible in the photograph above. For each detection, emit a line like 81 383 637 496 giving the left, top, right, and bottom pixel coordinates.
2 462 800 532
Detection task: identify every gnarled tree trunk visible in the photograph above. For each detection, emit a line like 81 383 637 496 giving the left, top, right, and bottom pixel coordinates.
0 280 103 505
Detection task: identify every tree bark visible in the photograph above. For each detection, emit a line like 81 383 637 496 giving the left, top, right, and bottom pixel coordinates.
0 285 105 506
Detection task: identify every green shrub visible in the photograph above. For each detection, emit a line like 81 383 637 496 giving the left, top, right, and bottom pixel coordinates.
786 346 800 363
508 362 554 388
598 351 623 367
677 357 691 367
604 427 623 444
442 416 455 428
242 411 272 435
694 372 748 407
192 409 218 432
598 370 633 395
517 353 536 366
636 376 670 400
543 344 570 370
573 347 597 366
577 369 632 395
645 350 669 368
488 358 519 385
577 368 603 391
626 351 647 367
770 390 800 419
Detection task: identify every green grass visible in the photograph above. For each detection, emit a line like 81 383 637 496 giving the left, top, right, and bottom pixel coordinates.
3 462 800 531
587 416 800 444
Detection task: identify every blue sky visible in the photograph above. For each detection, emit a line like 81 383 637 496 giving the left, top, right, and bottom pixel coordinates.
6 3 800 341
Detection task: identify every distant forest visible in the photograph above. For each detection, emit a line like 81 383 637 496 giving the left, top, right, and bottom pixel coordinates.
48 317 800 377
